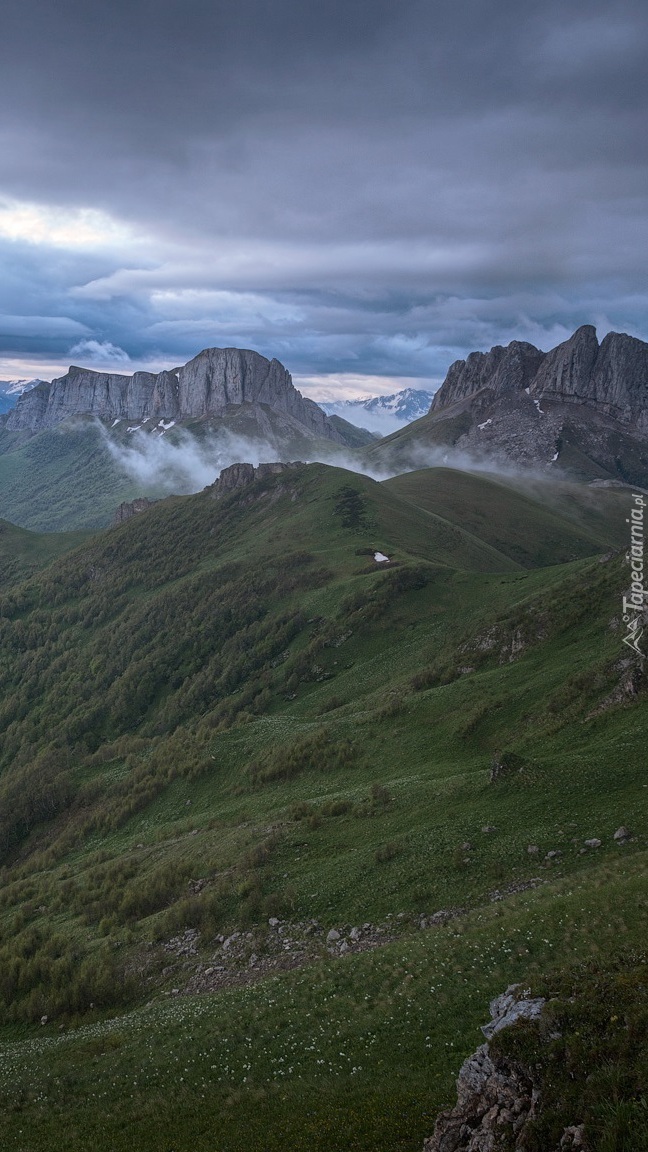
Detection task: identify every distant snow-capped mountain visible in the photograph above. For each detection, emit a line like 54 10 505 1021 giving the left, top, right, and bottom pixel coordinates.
320 388 434 434
0 378 45 396
0 378 46 415
0 378 45 415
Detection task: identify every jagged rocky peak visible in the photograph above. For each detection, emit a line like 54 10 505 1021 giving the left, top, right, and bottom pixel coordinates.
431 340 544 411
5 347 343 442
429 325 648 428
528 324 598 400
177 348 293 417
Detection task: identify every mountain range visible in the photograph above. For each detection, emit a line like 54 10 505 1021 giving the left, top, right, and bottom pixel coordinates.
320 387 434 432
3 325 648 536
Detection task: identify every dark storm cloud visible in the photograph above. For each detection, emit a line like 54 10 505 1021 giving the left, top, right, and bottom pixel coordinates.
0 0 647 385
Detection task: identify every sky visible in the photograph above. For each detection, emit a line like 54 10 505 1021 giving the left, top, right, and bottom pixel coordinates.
1 0 647 400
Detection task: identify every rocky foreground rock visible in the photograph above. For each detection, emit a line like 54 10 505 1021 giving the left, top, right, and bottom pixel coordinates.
423 986 586 1152
5 346 345 443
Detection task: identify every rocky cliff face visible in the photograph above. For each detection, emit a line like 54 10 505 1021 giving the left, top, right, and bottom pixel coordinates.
431 325 648 431
431 340 545 410
5 347 344 443
367 325 648 485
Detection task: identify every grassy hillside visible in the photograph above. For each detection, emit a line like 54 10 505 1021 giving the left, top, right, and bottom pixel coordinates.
0 422 144 531
0 414 369 532
383 467 628 568
0 519 91 588
0 462 644 1150
363 408 474 471
325 413 377 447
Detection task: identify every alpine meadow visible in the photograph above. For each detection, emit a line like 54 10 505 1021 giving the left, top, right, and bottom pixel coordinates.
0 434 646 1149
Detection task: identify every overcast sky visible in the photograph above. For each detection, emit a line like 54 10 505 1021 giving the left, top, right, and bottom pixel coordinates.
1 0 646 398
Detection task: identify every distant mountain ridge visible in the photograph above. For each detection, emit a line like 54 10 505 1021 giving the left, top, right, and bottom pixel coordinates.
365 326 648 486
0 377 45 415
3 348 348 444
321 387 434 432
0 377 44 397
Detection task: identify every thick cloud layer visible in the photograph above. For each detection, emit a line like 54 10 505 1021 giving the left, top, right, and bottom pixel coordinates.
1 0 646 391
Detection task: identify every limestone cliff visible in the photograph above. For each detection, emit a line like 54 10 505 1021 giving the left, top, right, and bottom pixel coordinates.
367 325 648 485
5 347 345 443
430 325 648 430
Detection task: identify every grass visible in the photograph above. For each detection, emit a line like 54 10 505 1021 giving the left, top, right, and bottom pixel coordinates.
0 461 644 1149
383 467 629 567
0 520 91 588
0 850 645 1150
0 422 144 532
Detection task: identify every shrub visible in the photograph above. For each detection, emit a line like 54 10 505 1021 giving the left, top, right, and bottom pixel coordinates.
248 729 360 785
369 782 391 807
490 750 527 782
321 798 354 817
374 841 402 863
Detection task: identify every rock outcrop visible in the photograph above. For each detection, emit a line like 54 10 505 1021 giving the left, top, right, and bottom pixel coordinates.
423 985 546 1152
430 325 648 431
5 347 345 443
207 460 304 498
431 340 545 410
112 497 158 525
423 953 647 1152
424 1042 537 1152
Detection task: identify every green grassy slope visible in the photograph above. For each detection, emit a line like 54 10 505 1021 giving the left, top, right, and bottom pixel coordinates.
0 414 370 532
0 462 644 1150
0 855 645 1152
0 423 143 531
326 413 377 447
383 467 628 567
361 408 475 473
0 520 91 588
